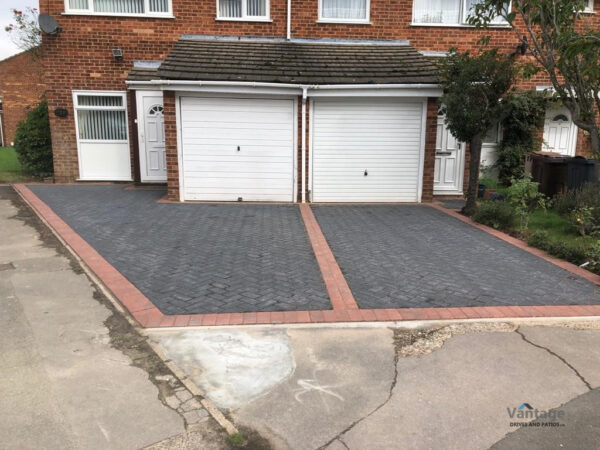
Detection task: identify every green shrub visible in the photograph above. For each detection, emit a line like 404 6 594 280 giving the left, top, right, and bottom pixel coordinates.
496 90 547 185
496 145 526 185
506 175 546 236
473 201 517 230
586 242 600 275
527 230 551 251
13 100 53 177
548 240 589 265
554 183 600 216
527 230 589 265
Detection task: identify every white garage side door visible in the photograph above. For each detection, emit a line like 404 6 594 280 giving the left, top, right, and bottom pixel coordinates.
180 97 295 202
312 99 424 202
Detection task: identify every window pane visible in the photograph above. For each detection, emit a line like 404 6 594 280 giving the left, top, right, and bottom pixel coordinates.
78 95 123 107
322 0 367 19
69 0 89 9
219 0 242 17
483 124 499 144
94 0 144 14
414 0 461 24
247 0 266 16
149 0 169 13
464 0 508 23
78 110 127 140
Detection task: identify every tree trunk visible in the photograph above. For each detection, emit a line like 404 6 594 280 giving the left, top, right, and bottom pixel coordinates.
463 133 483 217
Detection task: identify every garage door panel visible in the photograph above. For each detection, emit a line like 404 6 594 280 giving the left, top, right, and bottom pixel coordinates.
184 163 292 174
180 97 294 202
312 99 423 203
182 129 293 140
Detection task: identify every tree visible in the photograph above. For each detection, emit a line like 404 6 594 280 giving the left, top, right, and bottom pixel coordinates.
469 0 600 156
438 49 515 216
14 100 53 177
4 7 41 54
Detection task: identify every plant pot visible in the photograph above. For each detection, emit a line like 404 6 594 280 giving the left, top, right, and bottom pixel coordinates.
483 189 497 200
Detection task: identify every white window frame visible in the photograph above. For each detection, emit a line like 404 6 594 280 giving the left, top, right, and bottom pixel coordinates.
64 0 173 18
317 0 371 24
483 122 502 146
73 91 129 144
215 0 271 22
412 0 511 27
584 0 595 13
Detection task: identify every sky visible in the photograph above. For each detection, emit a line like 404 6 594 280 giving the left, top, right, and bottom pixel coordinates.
0 0 38 61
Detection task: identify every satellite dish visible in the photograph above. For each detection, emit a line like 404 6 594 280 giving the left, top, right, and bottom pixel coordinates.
39 14 60 35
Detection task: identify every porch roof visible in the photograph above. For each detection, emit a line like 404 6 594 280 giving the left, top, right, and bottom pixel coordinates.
153 38 439 85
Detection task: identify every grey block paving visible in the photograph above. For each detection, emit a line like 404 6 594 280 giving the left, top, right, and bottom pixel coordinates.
29 185 331 314
312 205 600 309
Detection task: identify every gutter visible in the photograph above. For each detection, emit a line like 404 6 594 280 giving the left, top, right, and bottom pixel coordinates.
125 80 441 91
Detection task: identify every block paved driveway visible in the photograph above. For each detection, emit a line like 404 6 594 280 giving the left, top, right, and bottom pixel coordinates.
29 185 330 315
312 205 600 309
27 185 599 316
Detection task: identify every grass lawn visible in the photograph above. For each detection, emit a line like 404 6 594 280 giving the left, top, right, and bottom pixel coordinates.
528 209 595 247
0 147 35 183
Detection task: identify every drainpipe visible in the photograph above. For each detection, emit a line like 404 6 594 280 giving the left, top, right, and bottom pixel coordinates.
301 86 307 203
287 0 292 40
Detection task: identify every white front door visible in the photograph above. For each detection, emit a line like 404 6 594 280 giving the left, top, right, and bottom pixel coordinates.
138 92 167 182
542 107 578 156
434 114 464 194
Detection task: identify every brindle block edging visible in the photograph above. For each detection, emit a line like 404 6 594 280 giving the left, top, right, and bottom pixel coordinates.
13 183 600 328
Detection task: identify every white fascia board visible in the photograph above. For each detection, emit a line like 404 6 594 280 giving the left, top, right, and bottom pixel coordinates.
308 87 442 97
125 80 442 97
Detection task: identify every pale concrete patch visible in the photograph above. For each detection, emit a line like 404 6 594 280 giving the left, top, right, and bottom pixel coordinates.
233 327 395 450
519 326 600 388
151 329 295 410
342 331 589 450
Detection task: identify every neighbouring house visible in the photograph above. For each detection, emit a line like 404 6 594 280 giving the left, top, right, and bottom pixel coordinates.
0 49 45 147
41 0 599 201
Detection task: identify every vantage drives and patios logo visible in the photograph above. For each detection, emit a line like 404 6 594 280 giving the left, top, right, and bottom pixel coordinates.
507 403 566 428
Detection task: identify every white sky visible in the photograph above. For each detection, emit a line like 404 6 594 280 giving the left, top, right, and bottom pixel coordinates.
0 0 38 61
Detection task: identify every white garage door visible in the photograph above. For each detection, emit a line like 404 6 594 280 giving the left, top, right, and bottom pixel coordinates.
311 99 424 202
180 97 295 202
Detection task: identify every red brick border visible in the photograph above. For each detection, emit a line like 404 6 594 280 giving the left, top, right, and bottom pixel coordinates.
13 183 600 328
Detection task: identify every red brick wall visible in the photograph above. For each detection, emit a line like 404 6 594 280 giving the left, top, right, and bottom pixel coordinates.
422 97 439 202
0 50 45 146
41 0 599 184
163 91 179 200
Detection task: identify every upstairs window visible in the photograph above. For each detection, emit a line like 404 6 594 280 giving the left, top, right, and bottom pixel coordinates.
218 0 269 20
413 0 510 26
585 0 594 12
65 0 171 16
320 0 370 22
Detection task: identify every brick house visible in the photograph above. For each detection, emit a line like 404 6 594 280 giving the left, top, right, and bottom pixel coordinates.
41 0 598 201
0 49 45 146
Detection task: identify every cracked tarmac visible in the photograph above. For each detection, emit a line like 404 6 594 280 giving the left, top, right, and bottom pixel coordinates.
150 321 600 450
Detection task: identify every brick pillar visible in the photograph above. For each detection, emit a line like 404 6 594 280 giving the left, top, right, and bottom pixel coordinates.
421 97 439 202
163 91 179 201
